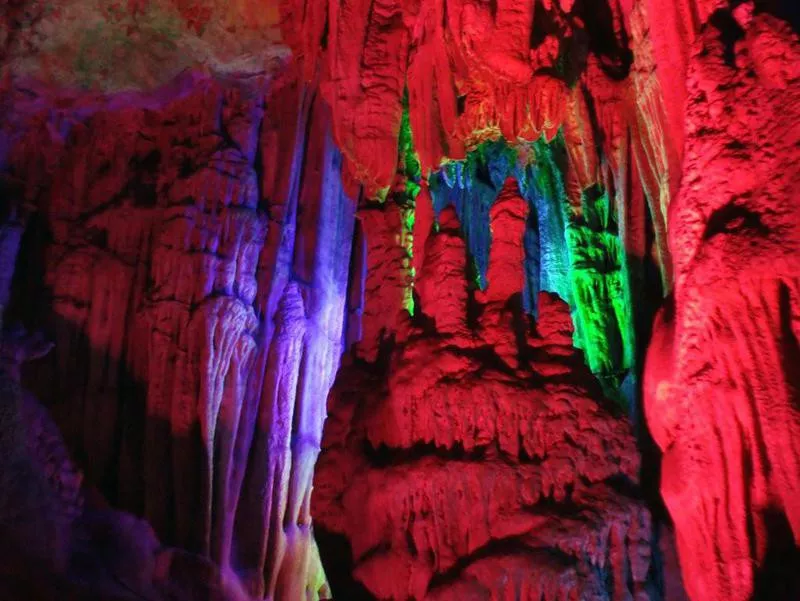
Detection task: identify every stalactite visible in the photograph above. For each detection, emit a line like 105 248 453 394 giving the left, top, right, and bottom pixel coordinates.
415 206 468 335
0 1 796 600
1 64 357 599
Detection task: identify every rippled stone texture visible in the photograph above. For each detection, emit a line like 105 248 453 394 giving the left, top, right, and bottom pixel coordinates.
314 195 662 600
645 10 800 601
1 66 356 599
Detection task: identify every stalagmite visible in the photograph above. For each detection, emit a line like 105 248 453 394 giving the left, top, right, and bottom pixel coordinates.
0 0 796 599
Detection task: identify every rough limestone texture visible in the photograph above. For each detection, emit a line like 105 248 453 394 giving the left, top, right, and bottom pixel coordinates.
644 11 800 601
1 64 356 600
281 0 677 292
0 1 797 600
313 193 665 600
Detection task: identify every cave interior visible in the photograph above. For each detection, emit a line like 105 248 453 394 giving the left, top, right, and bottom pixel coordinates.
0 0 798 600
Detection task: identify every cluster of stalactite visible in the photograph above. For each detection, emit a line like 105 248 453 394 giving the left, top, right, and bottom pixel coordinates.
344 120 646 404
0 66 361 599
0 0 797 600
423 137 638 402
279 0 800 599
277 0 686 407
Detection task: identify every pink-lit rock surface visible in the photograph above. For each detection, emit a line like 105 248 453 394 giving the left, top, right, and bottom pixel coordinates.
644 11 800 601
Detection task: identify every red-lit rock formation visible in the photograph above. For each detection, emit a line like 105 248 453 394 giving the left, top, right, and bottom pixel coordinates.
313 193 662 599
279 0 696 421
1 65 357 599
644 11 800 601
0 0 797 600
351 201 411 362
280 1 799 597
414 206 468 336
280 0 677 288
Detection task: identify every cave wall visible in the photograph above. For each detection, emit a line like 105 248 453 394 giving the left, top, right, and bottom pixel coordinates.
1 64 359 599
0 0 797 600
644 9 800 601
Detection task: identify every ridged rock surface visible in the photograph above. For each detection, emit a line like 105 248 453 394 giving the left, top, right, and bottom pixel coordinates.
1 66 357 600
644 11 800 601
314 198 663 600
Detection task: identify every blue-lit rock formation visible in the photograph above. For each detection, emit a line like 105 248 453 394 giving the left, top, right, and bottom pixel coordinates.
427 136 640 404
0 68 354 600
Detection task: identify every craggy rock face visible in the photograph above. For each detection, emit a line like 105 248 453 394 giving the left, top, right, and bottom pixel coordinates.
314 193 661 600
644 13 800 601
1 67 356 600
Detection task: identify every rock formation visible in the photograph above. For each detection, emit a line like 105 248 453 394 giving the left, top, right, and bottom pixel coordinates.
279 1 800 597
314 192 662 600
278 0 688 403
0 0 796 600
1 64 357 599
644 10 800 601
